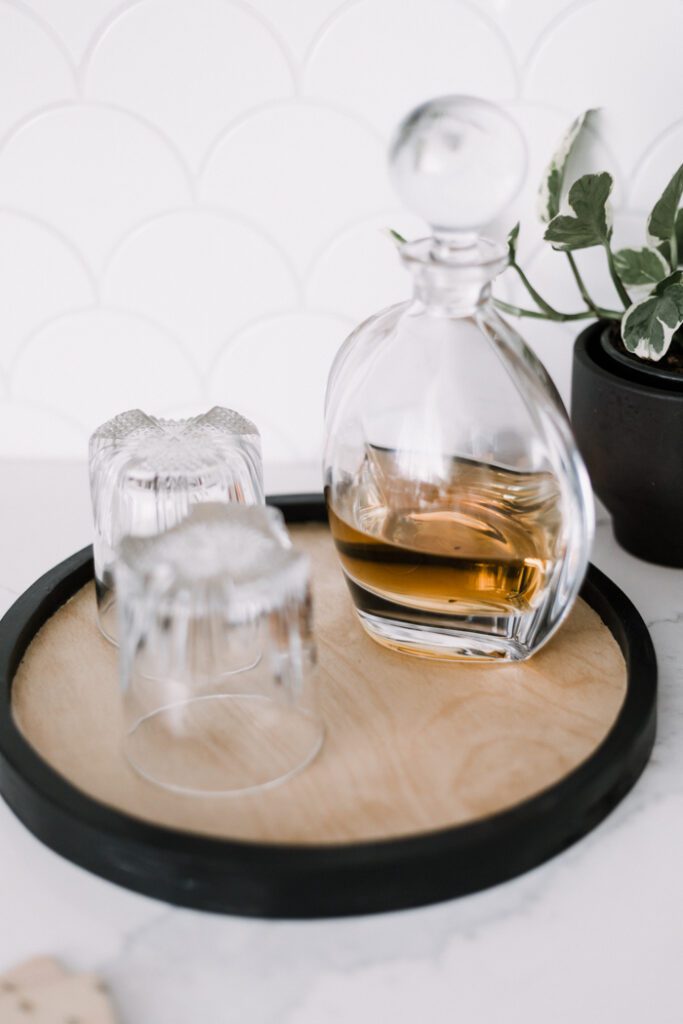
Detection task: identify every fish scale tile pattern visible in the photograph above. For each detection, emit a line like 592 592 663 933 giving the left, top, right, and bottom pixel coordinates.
0 0 680 460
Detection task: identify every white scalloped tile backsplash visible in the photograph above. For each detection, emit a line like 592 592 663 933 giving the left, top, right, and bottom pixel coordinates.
0 0 680 461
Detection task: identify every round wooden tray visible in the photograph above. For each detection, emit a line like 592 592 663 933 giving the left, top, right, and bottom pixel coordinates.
0 495 657 918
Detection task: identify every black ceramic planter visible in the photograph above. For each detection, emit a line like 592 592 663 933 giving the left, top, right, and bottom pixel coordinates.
572 321 683 568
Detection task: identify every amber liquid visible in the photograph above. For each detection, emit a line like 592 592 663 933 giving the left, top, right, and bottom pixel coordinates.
327 446 562 620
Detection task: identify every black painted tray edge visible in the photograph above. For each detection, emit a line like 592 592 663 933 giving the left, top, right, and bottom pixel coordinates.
0 494 657 919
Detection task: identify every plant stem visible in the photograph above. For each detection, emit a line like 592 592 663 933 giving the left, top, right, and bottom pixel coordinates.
604 244 632 308
510 261 563 317
565 252 600 314
493 298 621 322
670 230 678 271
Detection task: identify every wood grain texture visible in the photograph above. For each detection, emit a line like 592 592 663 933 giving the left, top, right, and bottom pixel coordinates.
12 525 627 845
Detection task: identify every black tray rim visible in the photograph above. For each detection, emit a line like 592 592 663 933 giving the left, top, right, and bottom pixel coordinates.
0 494 657 918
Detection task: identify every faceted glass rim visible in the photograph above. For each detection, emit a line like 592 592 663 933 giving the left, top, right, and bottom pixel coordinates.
116 504 310 621
90 405 260 445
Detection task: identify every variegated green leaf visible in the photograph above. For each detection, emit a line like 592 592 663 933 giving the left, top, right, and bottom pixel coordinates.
537 110 595 223
613 246 669 287
647 162 683 247
621 272 683 360
657 208 683 268
507 222 520 261
544 172 613 251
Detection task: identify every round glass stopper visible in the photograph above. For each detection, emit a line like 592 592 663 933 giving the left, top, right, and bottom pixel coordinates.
389 95 527 246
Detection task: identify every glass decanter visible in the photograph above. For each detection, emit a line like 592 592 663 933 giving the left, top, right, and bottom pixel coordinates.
324 96 594 662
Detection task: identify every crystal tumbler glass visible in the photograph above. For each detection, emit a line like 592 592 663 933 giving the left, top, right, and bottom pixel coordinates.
115 503 324 795
89 407 263 644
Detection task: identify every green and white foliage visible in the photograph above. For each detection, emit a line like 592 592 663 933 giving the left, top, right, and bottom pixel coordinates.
619 163 683 359
537 110 595 223
647 163 683 258
613 247 669 287
544 172 613 251
622 272 683 359
503 110 683 363
657 209 683 269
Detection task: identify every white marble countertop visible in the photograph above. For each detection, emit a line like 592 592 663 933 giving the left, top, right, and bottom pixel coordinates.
0 459 681 1023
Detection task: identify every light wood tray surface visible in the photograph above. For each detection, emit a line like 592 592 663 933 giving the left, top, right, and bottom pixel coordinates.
12 524 627 845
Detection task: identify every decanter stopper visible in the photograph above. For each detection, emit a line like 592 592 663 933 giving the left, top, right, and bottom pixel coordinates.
389 95 527 253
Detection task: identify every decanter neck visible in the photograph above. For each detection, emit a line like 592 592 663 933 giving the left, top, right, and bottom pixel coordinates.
401 236 507 317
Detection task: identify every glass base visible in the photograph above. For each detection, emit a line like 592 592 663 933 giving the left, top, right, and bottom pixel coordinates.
125 694 325 795
96 577 119 646
356 608 532 662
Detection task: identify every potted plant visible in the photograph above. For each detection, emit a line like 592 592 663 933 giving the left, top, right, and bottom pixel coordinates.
495 111 683 568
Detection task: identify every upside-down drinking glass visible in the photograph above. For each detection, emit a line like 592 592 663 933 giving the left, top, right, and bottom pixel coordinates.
115 503 324 795
89 407 263 644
